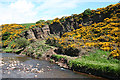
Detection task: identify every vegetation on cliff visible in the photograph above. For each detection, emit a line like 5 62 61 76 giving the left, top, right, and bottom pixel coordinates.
46 3 120 59
1 2 120 79
45 3 120 78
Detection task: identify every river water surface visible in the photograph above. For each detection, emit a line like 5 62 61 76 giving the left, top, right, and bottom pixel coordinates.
0 53 108 79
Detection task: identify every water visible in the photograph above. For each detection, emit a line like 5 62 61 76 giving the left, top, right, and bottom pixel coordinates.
0 53 107 79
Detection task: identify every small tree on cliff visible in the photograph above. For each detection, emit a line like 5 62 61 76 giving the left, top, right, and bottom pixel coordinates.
83 8 92 17
36 20 45 24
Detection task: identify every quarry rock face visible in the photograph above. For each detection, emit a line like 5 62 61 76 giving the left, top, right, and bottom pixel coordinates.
23 29 37 40
22 25 50 40
49 23 63 35
21 12 111 40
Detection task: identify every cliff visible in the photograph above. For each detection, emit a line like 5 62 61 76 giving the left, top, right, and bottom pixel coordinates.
22 3 120 39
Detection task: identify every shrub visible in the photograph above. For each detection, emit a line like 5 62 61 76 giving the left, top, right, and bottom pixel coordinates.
45 20 53 24
83 8 92 16
2 32 11 40
15 38 30 48
36 20 45 24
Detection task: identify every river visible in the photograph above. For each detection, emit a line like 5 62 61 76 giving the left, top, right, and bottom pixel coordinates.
0 53 108 79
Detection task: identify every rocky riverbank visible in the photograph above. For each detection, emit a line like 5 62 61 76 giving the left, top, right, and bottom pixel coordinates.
43 49 120 80
2 41 120 79
1 53 107 79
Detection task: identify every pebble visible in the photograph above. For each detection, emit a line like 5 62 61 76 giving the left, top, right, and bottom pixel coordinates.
7 67 9 69
29 65 33 68
26 71 29 73
41 68 44 71
26 67 29 69
14 64 17 66
37 70 42 73
2 58 47 76
61 68 65 70
3 71 5 74
22 71 24 73
9 67 16 70
37 64 39 66
11 64 14 67
0 58 3 60
0 64 4 67
34 75 37 78
48 69 52 71
31 68 35 72
0 61 2 63
47 66 50 68
8 71 10 74
36 66 38 67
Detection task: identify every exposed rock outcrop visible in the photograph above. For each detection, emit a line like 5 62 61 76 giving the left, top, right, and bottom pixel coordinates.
21 7 117 40
21 25 50 40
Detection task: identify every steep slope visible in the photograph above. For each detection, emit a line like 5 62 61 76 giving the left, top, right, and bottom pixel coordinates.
46 3 120 59
1 3 120 59
1 3 120 79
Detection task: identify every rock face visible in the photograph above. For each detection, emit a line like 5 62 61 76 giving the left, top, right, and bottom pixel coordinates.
21 25 50 40
21 12 111 40
49 20 80 36
24 29 37 40
48 14 105 36
49 23 63 34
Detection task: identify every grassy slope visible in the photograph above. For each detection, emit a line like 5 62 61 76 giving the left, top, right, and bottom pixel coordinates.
47 3 120 78
21 23 36 28
69 50 120 77
51 49 120 78
21 40 56 58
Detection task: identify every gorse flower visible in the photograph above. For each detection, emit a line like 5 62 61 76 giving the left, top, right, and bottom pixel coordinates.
46 3 120 58
2 24 26 46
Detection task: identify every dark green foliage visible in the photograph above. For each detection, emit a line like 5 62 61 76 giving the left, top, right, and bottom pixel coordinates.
68 49 120 77
83 8 92 16
2 32 11 40
52 54 67 60
46 38 58 47
23 40 54 58
22 52 27 54
45 20 53 24
46 37 79 56
49 59 54 63
15 38 30 48
36 20 45 24
57 47 80 56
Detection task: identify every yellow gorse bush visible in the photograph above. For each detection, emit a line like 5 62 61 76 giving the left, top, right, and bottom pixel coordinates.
2 24 26 46
47 3 120 58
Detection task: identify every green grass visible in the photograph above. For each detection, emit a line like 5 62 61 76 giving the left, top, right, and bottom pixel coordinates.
50 59 54 62
24 40 55 58
13 48 24 53
52 54 67 60
68 49 120 76
50 50 120 77
21 23 35 29
3 48 13 53
82 49 119 64
19 23 36 34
